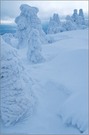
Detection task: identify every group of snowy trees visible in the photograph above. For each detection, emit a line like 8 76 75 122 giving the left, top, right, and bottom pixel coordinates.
47 9 87 34
72 9 85 25
2 6 88 65
1 4 88 128
2 6 88 64
2 5 88 64
47 13 65 34
2 5 88 65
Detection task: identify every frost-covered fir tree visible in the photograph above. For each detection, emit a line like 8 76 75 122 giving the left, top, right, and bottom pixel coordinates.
47 13 64 34
71 8 86 28
71 9 79 25
0 39 35 126
78 9 85 25
79 9 85 20
27 29 44 64
53 13 60 25
63 15 77 31
15 4 46 49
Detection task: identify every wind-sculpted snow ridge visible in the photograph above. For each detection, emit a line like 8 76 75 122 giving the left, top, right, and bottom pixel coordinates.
15 4 47 49
0 39 35 126
59 90 88 133
27 29 44 64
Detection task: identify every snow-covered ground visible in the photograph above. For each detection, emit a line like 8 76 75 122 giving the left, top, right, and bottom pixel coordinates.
1 29 88 134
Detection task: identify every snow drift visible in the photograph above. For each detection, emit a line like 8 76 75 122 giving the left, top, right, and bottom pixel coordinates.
59 90 88 133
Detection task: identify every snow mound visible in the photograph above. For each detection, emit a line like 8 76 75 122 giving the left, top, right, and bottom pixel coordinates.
83 129 88 134
0 40 35 126
59 90 88 133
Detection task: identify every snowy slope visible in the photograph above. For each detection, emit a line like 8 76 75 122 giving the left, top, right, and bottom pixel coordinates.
1 29 88 134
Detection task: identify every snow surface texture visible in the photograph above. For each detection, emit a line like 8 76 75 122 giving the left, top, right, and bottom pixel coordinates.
59 91 88 133
0 38 35 126
15 4 47 49
27 29 44 64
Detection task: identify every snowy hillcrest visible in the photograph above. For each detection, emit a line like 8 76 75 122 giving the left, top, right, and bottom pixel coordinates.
1 3 88 134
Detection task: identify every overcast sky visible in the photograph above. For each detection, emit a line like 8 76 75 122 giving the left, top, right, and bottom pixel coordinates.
1 1 88 24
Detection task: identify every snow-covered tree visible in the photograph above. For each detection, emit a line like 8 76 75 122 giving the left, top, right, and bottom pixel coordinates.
0 39 35 126
2 33 18 48
78 9 85 25
71 9 79 25
53 13 61 25
2 33 14 45
15 4 46 48
27 29 44 64
79 9 85 20
66 15 72 21
47 13 64 34
71 9 86 28
63 15 77 31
